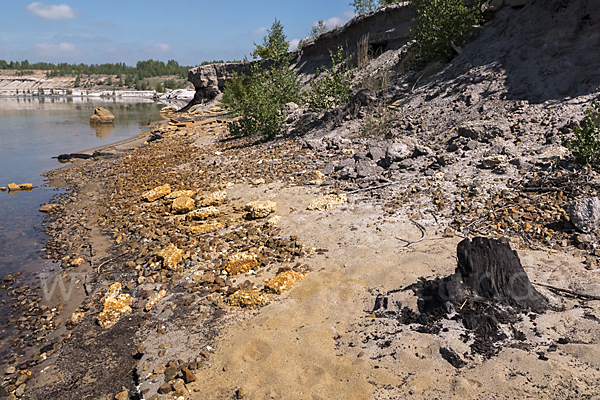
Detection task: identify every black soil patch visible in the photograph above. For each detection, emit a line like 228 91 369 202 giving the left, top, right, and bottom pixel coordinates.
25 313 143 400
376 237 548 359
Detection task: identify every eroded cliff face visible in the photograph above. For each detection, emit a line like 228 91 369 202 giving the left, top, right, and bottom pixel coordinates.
186 3 417 105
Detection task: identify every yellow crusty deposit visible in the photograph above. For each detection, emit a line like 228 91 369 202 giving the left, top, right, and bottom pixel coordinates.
264 271 306 294
187 206 221 220
188 222 224 235
158 244 184 270
197 190 228 207
171 197 195 214
228 290 269 308
225 252 260 275
308 193 348 211
245 200 276 219
142 183 172 202
97 283 133 329
165 189 196 200
144 289 167 312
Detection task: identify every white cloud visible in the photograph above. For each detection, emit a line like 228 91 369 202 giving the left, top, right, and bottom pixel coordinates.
27 2 78 19
251 27 267 36
289 39 300 51
32 42 77 57
148 43 171 53
324 10 356 29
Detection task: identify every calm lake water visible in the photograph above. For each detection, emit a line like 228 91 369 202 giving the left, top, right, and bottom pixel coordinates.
0 97 166 279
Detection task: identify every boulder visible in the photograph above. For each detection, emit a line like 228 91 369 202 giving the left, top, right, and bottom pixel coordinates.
144 289 167 312
569 197 600 233
308 193 347 211
89 107 115 124
387 142 413 162
226 252 259 275
97 283 133 329
458 120 511 143
264 271 306 294
172 197 195 214
158 244 184 270
142 184 171 202
197 190 227 207
7 183 20 192
187 206 221 220
245 200 276 219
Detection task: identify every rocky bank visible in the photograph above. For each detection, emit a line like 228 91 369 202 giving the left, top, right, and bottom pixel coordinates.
2 0 600 399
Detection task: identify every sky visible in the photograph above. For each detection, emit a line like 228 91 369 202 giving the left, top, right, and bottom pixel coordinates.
0 1 357 66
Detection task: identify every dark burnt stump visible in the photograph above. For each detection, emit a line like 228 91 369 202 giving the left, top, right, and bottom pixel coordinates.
386 237 549 360
456 237 547 313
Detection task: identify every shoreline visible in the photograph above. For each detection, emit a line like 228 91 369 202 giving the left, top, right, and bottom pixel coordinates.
4 95 598 399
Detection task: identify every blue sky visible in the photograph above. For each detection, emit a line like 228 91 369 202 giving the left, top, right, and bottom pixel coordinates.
0 1 356 66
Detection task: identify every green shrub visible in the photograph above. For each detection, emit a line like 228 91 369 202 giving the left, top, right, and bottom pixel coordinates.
562 102 600 168
221 56 301 139
410 0 482 64
303 47 352 111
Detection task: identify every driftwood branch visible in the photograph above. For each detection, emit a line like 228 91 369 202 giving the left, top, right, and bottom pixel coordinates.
533 282 600 301
396 219 427 247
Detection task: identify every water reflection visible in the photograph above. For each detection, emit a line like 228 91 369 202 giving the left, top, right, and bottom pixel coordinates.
90 122 115 139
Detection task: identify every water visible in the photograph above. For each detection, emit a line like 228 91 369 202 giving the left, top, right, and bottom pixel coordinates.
0 96 168 360
0 96 166 273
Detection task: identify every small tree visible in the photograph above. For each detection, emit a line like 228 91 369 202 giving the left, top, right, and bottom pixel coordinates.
107 76 113 85
118 78 123 87
221 55 301 138
309 20 329 39
155 83 165 93
562 102 600 169
74 75 80 87
251 18 289 60
303 46 352 111
410 0 483 64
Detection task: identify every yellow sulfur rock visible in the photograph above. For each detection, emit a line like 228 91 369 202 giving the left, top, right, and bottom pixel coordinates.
304 170 325 185
197 190 227 207
97 283 132 329
142 184 171 202
245 200 276 219
228 290 269 308
19 183 33 190
7 183 20 192
265 271 306 294
70 257 85 267
187 206 221 220
158 244 184 270
144 289 167 312
165 190 195 200
308 193 347 211
226 252 260 275
172 197 195 214
265 215 281 228
188 222 224 235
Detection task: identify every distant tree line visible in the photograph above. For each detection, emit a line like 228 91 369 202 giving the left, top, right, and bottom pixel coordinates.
0 59 190 79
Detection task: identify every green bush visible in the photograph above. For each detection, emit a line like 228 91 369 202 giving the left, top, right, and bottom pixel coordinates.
562 102 600 168
410 0 482 64
303 47 352 111
221 56 301 139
